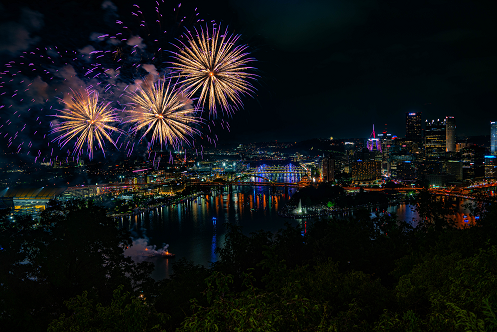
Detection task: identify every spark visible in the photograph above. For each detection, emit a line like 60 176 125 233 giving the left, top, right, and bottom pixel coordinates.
170 24 256 116
51 89 120 159
125 76 202 149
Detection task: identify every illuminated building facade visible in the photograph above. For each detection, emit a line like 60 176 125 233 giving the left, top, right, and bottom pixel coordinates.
445 116 456 152
425 119 446 158
491 121 497 156
0 187 67 215
351 160 381 182
367 125 382 152
390 160 416 181
406 112 422 142
461 145 485 180
485 156 497 179
446 160 463 181
377 132 394 174
417 160 443 181
321 154 335 182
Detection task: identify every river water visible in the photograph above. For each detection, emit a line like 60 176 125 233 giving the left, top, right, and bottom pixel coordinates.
120 185 476 280
121 186 301 280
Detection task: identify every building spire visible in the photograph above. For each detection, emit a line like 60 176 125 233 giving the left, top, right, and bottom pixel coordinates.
367 124 381 152
370 124 376 139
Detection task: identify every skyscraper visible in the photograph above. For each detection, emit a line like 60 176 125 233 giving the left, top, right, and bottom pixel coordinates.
425 119 446 158
322 154 335 183
491 121 497 156
485 155 497 179
445 116 456 152
406 112 422 142
367 124 381 152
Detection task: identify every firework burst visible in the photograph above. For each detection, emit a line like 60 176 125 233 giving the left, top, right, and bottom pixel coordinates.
125 76 202 149
170 25 256 116
51 89 121 159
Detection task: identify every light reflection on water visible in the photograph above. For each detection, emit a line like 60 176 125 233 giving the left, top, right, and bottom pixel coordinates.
120 183 477 280
122 185 300 280
389 199 477 228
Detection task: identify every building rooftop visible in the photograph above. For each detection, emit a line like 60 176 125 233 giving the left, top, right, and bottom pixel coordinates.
0 187 67 200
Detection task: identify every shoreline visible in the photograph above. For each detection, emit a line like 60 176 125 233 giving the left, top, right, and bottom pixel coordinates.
107 192 206 218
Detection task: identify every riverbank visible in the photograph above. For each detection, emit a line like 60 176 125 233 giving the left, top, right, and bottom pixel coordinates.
279 200 404 219
107 191 206 218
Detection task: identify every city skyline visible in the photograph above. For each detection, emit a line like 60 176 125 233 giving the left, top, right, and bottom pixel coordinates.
0 0 496 151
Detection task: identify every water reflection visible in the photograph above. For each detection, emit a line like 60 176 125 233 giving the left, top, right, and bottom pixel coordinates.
390 198 477 228
123 186 299 280
122 184 477 280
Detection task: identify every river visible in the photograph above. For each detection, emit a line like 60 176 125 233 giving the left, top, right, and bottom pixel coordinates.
120 185 477 280
120 185 301 280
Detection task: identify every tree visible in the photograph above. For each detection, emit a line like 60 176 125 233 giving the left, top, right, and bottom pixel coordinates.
394 244 497 331
48 285 168 331
179 270 327 332
414 189 457 231
0 200 154 331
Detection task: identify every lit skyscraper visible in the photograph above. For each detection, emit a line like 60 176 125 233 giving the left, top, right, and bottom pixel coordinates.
491 121 497 156
367 124 381 152
322 154 335 182
425 119 446 158
485 155 497 179
445 116 456 152
406 112 422 142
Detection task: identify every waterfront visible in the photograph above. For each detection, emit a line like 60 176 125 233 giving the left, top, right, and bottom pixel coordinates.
120 185 478 280
121 185 301 280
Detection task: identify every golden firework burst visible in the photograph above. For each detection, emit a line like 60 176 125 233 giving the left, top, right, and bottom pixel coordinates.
170 25 256 116
51 89 120 159
125 76 202 149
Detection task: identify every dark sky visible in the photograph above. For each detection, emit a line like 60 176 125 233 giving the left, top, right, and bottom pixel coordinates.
1 0 497 148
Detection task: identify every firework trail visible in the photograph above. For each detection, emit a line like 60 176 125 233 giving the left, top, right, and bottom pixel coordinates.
0 44 126 164
125 75 201 150
0 3 245 164
170 24 257 117
108 2 205 83
51 89 121 160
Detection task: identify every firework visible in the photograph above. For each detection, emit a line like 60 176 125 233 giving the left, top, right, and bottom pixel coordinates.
51 89 121 159
170 25 256 116
125 76 202 149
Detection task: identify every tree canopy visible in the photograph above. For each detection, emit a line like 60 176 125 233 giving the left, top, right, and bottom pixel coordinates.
2 195 497 331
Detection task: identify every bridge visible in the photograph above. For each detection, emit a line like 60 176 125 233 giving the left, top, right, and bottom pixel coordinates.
466 181 497 192
194 181 300 188
233 174 273 183
342 185 497 202
246 164 309 176
190 176 303 188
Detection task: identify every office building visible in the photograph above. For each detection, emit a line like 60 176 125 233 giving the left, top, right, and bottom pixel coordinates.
425 119 446 158
446 160 463 181
445 116 456 152
491 121 497 156
461 145 485 180
351 160 381 183
322 154 335 183
391 160 416 182
417 160 443 179
406 112 422 142
485 156 497 179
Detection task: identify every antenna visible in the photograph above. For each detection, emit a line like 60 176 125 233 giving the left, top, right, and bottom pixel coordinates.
370 124 376 139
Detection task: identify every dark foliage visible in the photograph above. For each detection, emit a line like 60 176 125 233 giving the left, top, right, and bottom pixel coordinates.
4 194 497 331
0 200 154 331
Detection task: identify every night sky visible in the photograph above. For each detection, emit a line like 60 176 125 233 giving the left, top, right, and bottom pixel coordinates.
1 0 496 149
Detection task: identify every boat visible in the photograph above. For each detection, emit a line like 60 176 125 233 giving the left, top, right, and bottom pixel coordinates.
147 250 176 258
160 251 176 258
142 248 176 258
